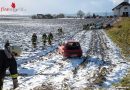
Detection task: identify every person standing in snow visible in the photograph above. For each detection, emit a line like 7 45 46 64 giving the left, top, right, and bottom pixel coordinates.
60 27 63 35
31 33 37 48
48 32 53 45
42 33 47 46
58 27 63 35
0 40 18 90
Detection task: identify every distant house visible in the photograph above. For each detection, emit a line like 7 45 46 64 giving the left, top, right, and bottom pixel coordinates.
112 0 130 17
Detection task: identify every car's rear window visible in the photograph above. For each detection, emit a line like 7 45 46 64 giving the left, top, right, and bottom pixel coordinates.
65 42 81 50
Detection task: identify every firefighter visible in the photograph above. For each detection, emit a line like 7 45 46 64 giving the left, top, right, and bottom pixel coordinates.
57 28 60 35
48 32 53 45
58 27 63 35
42 33 47 46
31 33 37 48
0 40 18 90
60 27 63 35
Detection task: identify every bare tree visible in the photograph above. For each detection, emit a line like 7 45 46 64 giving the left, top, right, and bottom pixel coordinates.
77 10 85 18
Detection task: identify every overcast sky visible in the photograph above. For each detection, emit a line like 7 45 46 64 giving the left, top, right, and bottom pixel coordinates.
0 0 126 15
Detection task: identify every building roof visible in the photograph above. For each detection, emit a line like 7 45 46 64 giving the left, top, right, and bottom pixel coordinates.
112 2 130 10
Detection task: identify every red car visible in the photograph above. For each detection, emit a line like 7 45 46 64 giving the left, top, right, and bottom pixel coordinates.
58 41 82 58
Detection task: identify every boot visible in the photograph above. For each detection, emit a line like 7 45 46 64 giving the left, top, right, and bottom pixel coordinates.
0 79 4 90
0 86 2 90
13 78 18 89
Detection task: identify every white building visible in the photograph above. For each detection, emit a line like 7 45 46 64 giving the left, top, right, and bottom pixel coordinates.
112 0 130 17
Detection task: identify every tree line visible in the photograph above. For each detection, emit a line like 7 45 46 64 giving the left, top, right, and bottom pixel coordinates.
31 10 114 19
31 13 65 19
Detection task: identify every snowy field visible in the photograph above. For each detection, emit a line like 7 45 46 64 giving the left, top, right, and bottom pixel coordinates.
0 18 129 90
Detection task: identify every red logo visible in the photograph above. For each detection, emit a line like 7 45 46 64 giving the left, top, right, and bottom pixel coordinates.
11 2 16 9
0 2 25 12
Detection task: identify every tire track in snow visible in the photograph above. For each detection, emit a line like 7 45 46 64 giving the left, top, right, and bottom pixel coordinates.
71 29 129 89
38 30 92 90
27 31 90 89
38 31 92 90
68 30 109 89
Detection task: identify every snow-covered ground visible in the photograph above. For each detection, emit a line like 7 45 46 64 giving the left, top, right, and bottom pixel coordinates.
0 18 129 90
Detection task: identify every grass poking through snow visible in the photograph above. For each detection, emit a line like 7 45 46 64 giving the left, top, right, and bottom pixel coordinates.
107 17 130 88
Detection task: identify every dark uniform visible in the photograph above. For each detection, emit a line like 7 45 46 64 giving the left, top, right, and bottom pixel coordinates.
0 41 18 90
42 33 47 46
48 33 53 45
31 33 37 48
58 27 63 35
